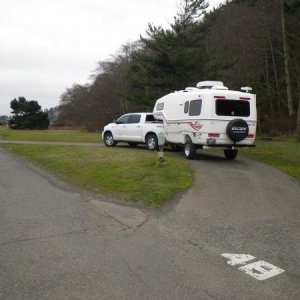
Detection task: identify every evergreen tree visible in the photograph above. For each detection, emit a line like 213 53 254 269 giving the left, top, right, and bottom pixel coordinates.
9 97 49 129
55 0 300 133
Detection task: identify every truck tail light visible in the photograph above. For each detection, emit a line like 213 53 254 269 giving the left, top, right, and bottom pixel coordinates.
246 134 255 138
214 96 226 99
240 97 251 100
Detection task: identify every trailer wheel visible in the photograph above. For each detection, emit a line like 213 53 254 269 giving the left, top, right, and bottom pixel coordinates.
104 132 117 147
224 149 238 160
184 137 196 159
146 134 158 151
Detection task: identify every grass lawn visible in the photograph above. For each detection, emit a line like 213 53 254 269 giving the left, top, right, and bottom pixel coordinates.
1 144 192 207
0 128 100 143
1 129 298 206
240 136 300 181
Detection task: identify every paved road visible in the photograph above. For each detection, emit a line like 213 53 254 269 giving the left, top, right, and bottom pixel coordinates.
0 146 299 299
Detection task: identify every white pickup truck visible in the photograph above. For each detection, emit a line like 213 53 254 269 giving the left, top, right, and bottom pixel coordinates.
102 113 163 150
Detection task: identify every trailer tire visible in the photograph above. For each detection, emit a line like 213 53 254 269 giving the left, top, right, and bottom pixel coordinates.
224 149 238 160
184 137 196 159
226 119 249 142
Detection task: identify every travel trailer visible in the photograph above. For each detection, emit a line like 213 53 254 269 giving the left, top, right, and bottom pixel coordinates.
153 81 257 159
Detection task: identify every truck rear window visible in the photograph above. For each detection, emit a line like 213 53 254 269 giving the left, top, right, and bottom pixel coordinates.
216 100 250 117
146 114 162 123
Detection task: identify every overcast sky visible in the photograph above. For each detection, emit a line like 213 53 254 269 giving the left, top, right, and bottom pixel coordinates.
0 0 224 116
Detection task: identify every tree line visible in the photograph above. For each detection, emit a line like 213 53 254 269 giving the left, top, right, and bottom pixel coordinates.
54 0 300 135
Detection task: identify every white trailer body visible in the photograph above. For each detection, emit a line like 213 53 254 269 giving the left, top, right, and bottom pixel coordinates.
153 81 257 159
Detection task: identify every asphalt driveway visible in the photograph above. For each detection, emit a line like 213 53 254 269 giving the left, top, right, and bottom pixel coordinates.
0 146 299 299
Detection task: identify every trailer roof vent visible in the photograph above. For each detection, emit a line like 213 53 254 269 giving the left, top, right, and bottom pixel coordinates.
185 87 199 92
241 86 252 93
211 86 228 90
196 81 224 89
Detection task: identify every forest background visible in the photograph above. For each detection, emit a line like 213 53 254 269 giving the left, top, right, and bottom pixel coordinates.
53 0 300 136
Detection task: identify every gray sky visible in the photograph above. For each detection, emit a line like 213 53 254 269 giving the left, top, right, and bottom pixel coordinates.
0 0 224 116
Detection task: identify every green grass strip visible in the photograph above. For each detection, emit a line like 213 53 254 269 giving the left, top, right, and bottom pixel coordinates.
0 129 100 143
241 136 300 181
2 145 192 207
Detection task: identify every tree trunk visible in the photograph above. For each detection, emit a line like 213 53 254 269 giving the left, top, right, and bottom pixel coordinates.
268 34 281 112
264 50 274 113
297 79 300 136
281 0 293 116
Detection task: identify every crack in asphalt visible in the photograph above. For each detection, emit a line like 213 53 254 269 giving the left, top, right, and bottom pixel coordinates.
0 228 90 247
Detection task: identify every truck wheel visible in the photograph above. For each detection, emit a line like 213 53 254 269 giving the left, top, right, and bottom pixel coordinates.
146 134 158 151
184 137 196 159
224 149 238 160
104 132 117 147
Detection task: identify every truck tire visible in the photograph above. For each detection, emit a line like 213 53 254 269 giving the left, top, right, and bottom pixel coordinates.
224 149 238 160
146 134 158 151
104 132 117 147
226 119 249 142
184 137 196 159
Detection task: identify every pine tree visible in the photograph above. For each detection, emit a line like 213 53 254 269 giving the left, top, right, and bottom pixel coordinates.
9 97 49 129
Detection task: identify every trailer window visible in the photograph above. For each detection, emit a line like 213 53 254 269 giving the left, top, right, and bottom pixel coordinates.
156 102 164 111
216 100 250 117
189 100 202 116
184 101 189 113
